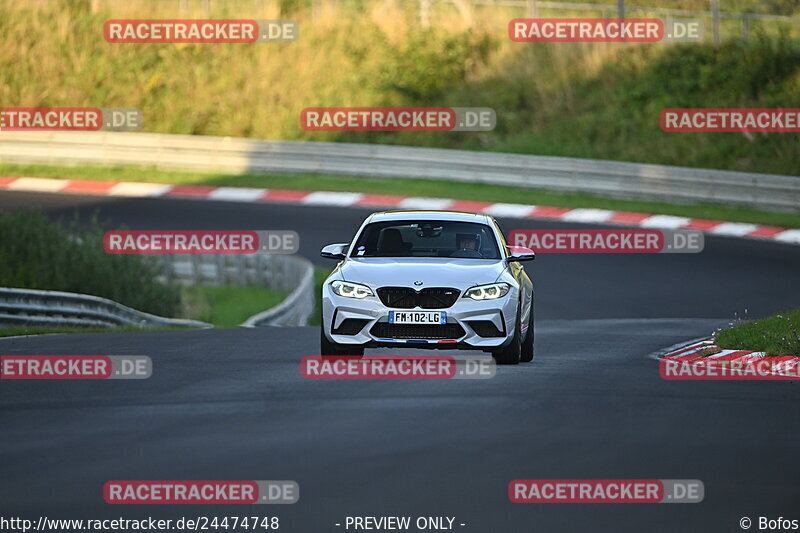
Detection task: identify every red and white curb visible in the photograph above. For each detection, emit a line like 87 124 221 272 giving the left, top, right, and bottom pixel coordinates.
660 339 767 363
2 176 799 245
657 339 800 379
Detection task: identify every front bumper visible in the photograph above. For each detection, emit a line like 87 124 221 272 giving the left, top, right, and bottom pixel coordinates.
322 284 519 350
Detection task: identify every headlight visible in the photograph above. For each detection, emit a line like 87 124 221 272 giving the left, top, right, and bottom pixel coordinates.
463 282 511 301
330 280 373 299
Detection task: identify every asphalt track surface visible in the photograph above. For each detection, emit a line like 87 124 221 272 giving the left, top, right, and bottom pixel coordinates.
1 190 800 532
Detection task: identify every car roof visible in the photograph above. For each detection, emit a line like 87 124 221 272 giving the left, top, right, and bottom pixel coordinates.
367 210 494 224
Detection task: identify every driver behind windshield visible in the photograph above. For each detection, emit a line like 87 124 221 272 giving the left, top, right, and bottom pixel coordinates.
453 233 482 257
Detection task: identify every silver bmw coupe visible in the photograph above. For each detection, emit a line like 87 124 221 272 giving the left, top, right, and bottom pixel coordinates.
320 210 535 364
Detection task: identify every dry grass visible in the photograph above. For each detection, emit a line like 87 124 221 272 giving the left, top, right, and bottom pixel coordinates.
2 1 799 174
0 0 640 139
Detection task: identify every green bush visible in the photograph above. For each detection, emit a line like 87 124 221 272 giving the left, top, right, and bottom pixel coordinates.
355 30 495 103
0 209 180 317
488 35 800 175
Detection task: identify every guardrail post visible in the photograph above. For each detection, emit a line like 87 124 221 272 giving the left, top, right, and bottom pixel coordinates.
419 0 431 28
282 256 290 290
617 0 624 19
211 254 223 284
161 255 174 285
255 253 264 286
741 14 750 40
236 254 247 285
527 0 538 18
260 255 269 288
272 256 281 290
710 0 720 44
190 255 201 285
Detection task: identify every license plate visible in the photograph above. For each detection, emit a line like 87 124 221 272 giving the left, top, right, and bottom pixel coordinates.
389 311 446 325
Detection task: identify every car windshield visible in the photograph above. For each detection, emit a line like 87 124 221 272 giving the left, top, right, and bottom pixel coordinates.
351 220 501 259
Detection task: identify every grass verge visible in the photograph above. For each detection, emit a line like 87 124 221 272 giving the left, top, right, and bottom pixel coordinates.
3 162 800 229
181 285 289 328
715 309 800 356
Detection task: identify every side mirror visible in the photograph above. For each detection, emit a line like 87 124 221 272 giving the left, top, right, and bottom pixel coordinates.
321 243 349 260
506 245 535 262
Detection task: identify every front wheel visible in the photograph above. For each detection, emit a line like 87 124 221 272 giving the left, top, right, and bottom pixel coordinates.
492 305 522 365
520 300 535 363
320 328 364 357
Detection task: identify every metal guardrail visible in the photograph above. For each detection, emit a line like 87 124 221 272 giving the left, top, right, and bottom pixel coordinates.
240 257 315 327
0 287 212 329
162 253 315 327
0 253 315 329
0 131 798 212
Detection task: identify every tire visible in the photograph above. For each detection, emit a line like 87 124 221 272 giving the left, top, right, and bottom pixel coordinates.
520 299 535 363
492 303 522 365
320 327 364 357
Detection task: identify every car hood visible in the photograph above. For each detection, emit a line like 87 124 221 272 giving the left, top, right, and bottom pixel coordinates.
339 257 507 289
